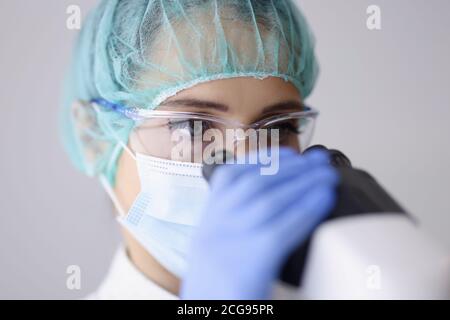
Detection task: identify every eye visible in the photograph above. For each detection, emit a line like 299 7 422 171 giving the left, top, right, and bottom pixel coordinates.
168 119 213 138
267 121 302 136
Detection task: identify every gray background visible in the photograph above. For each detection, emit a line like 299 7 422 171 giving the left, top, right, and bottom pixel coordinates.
0 0 449 299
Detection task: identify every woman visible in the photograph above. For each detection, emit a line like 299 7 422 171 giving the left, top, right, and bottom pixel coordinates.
62 0 338 299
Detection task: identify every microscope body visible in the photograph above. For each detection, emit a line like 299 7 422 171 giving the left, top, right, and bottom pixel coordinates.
203 146 450 299
275 147 450 299
274 213 450 299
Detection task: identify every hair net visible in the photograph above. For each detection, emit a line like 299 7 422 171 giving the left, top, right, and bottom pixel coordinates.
61 0 319 185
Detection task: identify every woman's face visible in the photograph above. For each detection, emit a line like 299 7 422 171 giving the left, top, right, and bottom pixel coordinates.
114 76 302 214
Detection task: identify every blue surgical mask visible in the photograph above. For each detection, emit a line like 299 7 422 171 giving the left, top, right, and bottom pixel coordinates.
101 152 209 278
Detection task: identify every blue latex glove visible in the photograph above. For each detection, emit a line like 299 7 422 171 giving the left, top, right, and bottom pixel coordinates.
180 148 339 299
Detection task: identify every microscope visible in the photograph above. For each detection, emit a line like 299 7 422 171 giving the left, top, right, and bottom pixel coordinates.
203 146 450 299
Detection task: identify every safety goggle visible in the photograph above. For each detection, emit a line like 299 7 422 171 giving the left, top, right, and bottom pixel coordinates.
91 98 319 163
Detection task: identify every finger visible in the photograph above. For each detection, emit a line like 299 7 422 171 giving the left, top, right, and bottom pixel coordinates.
225 165 338 226
209 147 298 189
210 149 332 200
274 185 337 251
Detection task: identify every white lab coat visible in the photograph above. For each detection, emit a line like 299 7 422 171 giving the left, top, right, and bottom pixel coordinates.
86 247 178 300
85 247 299 300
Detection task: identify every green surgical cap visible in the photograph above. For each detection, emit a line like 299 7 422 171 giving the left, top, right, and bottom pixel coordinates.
61 0 319 185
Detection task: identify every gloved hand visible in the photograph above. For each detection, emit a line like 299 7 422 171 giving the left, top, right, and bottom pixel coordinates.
180 147 339 299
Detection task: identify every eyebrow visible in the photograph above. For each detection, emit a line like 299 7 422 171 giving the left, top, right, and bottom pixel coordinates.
261 100 304 114
159 98 303 113
159 99 229 112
